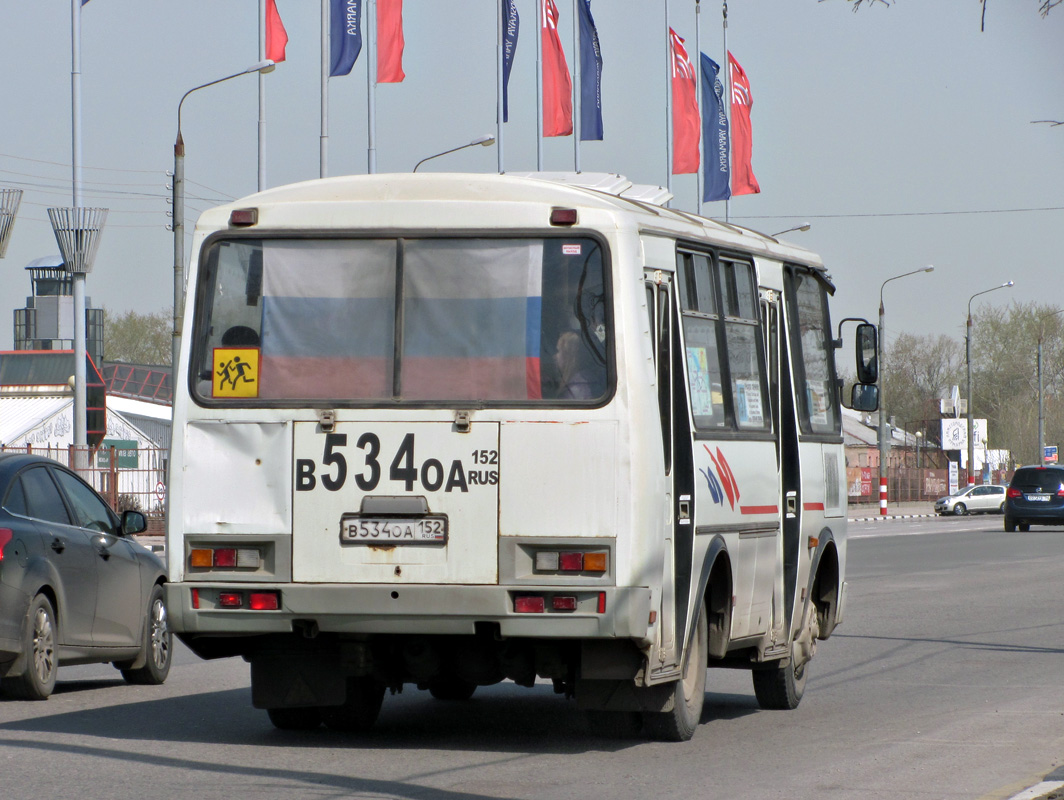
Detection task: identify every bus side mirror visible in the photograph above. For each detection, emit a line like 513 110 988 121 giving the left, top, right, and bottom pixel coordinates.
855 323 878 384
850 383 879 412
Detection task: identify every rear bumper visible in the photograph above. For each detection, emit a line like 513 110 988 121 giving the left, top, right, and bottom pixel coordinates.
1005 502 1064 524
166 582 652 642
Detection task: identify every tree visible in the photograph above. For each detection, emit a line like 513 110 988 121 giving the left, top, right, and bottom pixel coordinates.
830 0 1060 29
104 308 172 366
971 303 1064 466
883 332 964 448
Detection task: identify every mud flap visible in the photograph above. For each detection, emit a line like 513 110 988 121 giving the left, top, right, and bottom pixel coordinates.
575 679 677 713
251 654 346 709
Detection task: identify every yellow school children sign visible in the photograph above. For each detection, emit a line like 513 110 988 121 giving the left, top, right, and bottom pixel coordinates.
213 348 260 397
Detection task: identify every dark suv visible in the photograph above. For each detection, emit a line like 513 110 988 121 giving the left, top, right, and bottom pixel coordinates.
1004 465 1064 531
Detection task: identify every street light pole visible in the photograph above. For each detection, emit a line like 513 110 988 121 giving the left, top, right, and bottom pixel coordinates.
966 281 1014 485
173 60 275 376
413 136 496 172
878 266 934 515
1036 307 1064 464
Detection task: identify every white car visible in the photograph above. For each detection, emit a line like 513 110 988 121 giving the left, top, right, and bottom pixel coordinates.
934 484 1006 516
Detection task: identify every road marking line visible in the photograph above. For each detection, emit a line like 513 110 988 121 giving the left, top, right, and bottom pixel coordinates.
1004 781 1064 800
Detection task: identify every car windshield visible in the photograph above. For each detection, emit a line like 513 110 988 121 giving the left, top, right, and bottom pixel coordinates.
191 236 610 406
1011 469 1064 493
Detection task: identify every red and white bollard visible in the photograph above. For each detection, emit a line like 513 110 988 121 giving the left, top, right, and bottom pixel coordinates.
880 477 888 516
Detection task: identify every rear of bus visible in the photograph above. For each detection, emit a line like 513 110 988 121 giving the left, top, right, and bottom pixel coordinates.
165 174 661 725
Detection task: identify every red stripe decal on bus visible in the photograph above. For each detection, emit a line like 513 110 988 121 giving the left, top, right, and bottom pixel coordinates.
740 505 778 515
803 502 826 511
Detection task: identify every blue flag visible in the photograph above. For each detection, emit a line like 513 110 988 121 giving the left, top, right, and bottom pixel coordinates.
330 0 363 77
700 53 731 203
502 0 520 123
577 0 603 141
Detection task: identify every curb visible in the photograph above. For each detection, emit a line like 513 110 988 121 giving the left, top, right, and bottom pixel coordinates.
849 513 936 523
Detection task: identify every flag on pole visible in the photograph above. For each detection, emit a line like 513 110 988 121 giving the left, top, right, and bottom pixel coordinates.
700 53 730 202
502 0 520 123
330 0 362 77
541 0 573 137
266 0 288 63
728 51 760 195
669 28 699 175
577 0 603 141
377 0 405 83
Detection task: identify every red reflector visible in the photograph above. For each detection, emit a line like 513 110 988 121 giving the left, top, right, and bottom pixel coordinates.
191 588 200 609
552 596 577 611
218 592 243 608
597 592 606 614
559 552 584 571
229 207 258 227
515 595 545 613
550 207 578 226
213 548 237 568
249 592 280 611
0 528 12 561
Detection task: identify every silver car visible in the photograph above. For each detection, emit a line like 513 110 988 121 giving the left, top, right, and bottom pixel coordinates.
934 484 1006 516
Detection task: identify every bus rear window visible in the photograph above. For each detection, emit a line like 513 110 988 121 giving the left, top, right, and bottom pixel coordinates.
192 237 609 406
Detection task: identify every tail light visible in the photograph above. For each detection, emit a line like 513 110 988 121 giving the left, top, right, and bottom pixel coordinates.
1007 487 1021 498
0 529 12 561
189 547 262 570
534 549 608 574
249 592 280 611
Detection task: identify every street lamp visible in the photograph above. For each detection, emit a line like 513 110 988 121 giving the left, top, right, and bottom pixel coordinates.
878 266 935 515
173 60 276 374
413 135 496 172
770 223 811 237
1036 307 1064 464
966 281 1014 484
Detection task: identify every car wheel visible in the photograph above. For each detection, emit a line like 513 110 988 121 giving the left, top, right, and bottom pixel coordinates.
643 599 707 741
4 595 58 701
1004 517 1016 532
121 584 172 685
953 503 967 516
998 502 1006 514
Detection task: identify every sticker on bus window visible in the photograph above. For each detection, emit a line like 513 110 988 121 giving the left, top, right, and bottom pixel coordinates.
562 244 582 255
735 379 764 426
213 347 260 398
686 346 714 418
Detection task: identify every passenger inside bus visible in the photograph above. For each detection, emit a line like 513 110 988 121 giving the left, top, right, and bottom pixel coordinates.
554 330 604 400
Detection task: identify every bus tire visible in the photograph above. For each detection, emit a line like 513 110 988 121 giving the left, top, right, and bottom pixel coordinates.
267 706 323 730
427 677 477 701
322 677 385 732
752 656 807 711
642 600 707 742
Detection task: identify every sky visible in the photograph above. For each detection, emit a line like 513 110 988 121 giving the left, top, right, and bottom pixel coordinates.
1 1 1061 356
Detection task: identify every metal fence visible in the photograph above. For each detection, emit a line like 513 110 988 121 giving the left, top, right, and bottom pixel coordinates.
0 443 167 534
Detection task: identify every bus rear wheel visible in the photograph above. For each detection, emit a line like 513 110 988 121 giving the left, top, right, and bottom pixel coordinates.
643 600 707 741
753 602 817 710
322 677 385 732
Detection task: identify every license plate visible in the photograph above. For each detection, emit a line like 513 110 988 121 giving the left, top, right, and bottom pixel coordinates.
340 515 447 544
1025 494 1050 502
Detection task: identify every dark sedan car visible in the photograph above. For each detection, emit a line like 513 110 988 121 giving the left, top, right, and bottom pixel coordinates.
0 453 171 699
1004 464 1064 532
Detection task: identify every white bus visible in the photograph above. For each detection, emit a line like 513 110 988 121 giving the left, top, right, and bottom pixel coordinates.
166 172 878 740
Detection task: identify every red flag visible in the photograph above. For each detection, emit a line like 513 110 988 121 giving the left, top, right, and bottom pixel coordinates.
377 0 405 83
265 0 288 64
669 29 699 174
728 52 760 195
541 0 573 137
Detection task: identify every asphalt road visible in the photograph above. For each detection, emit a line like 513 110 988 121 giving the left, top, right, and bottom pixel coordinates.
1 514 1062 800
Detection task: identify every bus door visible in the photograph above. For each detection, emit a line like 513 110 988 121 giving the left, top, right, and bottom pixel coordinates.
644 269 688 665
761 290 787 643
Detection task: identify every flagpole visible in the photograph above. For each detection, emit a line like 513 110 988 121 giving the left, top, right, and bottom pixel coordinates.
321 0 329 178
258 0 267 191
573 0 581 172
536 0 544 171
723 0 730 222
665 2 673 196
497 1 505 173
695 0 703 215
367 0 377 174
